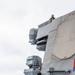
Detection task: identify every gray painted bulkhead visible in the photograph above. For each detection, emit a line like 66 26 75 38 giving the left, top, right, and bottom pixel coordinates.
40 11 75 75
28 10 75 75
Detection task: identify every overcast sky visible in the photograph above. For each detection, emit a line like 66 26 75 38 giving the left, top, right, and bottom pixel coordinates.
0 0 75 75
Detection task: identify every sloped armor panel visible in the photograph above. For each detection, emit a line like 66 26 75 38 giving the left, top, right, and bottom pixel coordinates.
53 14 75 59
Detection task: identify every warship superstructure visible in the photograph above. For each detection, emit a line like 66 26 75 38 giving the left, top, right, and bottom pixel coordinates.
24 10 75 75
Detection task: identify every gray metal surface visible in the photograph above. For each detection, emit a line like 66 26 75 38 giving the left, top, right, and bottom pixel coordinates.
26 56 42 69
38 20 50 28
36 37 47 51
51 72 68 75
36 44 46 51
24 56 42 75
61 10 75 22
49 58 73 70
41 30 57 75
29 28 37 44
53 13 75 59
36 17 62 40
48 55 75 75
27 10 75 75
24 69 40 75
41 11 75 75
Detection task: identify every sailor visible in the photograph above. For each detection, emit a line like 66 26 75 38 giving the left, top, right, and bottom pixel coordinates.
49 14 55 22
